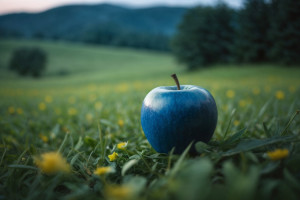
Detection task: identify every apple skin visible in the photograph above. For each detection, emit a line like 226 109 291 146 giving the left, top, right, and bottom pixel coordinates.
141 85 217 154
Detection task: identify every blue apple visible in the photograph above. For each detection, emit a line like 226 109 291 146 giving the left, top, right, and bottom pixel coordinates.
141 74 217 154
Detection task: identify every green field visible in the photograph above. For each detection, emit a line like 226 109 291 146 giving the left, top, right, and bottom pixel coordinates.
1 39 300 200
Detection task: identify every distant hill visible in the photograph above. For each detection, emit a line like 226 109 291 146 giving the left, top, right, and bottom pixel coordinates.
0 4 188 50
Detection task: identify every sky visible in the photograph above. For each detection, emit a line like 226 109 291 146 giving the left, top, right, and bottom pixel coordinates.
0 0 243 15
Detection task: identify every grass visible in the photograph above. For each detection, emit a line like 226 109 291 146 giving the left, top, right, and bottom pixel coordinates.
0 39 300 200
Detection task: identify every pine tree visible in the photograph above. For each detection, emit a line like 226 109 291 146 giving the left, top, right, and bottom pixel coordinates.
234 0 270 63
171 4 235 69
268 0 300 65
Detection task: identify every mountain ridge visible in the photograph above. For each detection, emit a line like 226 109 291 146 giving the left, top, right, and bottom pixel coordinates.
0 3 188 39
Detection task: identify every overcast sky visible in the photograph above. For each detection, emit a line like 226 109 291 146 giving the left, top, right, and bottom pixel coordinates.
0 0 243 15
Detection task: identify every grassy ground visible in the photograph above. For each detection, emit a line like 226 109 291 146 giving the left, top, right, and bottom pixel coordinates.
0 39 300 200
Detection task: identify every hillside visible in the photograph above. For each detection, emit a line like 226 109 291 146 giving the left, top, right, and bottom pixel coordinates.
1 39 300 91
0 4 187 50
0 39 182 88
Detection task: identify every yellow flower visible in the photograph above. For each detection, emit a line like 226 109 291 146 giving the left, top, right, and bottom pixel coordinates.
118 119 124 127
252 88 260 95
38 102 46 111
264 86 271 93
222 105 228 112
275 90 285 100
45 95 53 103
68 107 78 116
62 126 70 133
8 106 15 114
117 142 127 150
17 108 23 115
116 83 129 93
34 152 70 174
233 120 240 126
58 118 64 124
39 134 49 143
68 96 76 104
108 152 118 162
239 100 247 108
105 185 132 200
288 86 296 93
267 149 289 161
133 81 142 90
55 108 62 115
89 94 97 102
94 101 103 110
226 90 235 98
94 166 114 176
85 113 93 122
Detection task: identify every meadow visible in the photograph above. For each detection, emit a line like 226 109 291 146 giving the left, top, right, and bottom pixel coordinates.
0 39 300 200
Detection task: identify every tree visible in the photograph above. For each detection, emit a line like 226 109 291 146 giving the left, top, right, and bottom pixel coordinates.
234 0 270 63
9 47 47 77
171 4 236 69
268 0 300 65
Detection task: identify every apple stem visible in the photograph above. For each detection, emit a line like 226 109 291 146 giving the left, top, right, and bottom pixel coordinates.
171 74 181 90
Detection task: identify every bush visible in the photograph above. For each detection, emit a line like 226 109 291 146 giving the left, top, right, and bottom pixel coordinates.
9 47 47 77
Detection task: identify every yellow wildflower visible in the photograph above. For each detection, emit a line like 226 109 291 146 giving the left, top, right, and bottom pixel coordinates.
55 108 62 115
17 108 23 115
118 119 124 127
89 94 97 102
94 101 103 110
68 107 78 116
108 152 118 162
86 113 93 122
105 185 133 200
226 90 235 98
267 149 289 161
34 152 70 174
275 90 285 100
8 106 15 114
133 81 143 90
68 96 76 104
222 105 228 112
117 142 128 150
288 86 296 93
116 83 129 93
45 95 53 103
94 166 114 176
58 118 64 124
252 88 260 95
233 120 240 126
264 86 271 93
62 126 70 133
39 134 49 143
239 100 247 108
38 102 46 111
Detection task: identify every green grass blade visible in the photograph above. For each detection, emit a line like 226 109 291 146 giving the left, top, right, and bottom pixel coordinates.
58 133 69 153
281 110 300 136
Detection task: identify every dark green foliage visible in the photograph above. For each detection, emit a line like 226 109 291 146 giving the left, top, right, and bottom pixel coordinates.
234 0 270 63
82 24 170 51
9 47 47 77
171 4 235 69
172 0 300 69
268 0 300 65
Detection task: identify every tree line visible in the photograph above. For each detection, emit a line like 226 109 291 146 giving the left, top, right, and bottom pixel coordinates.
171 0 300 69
